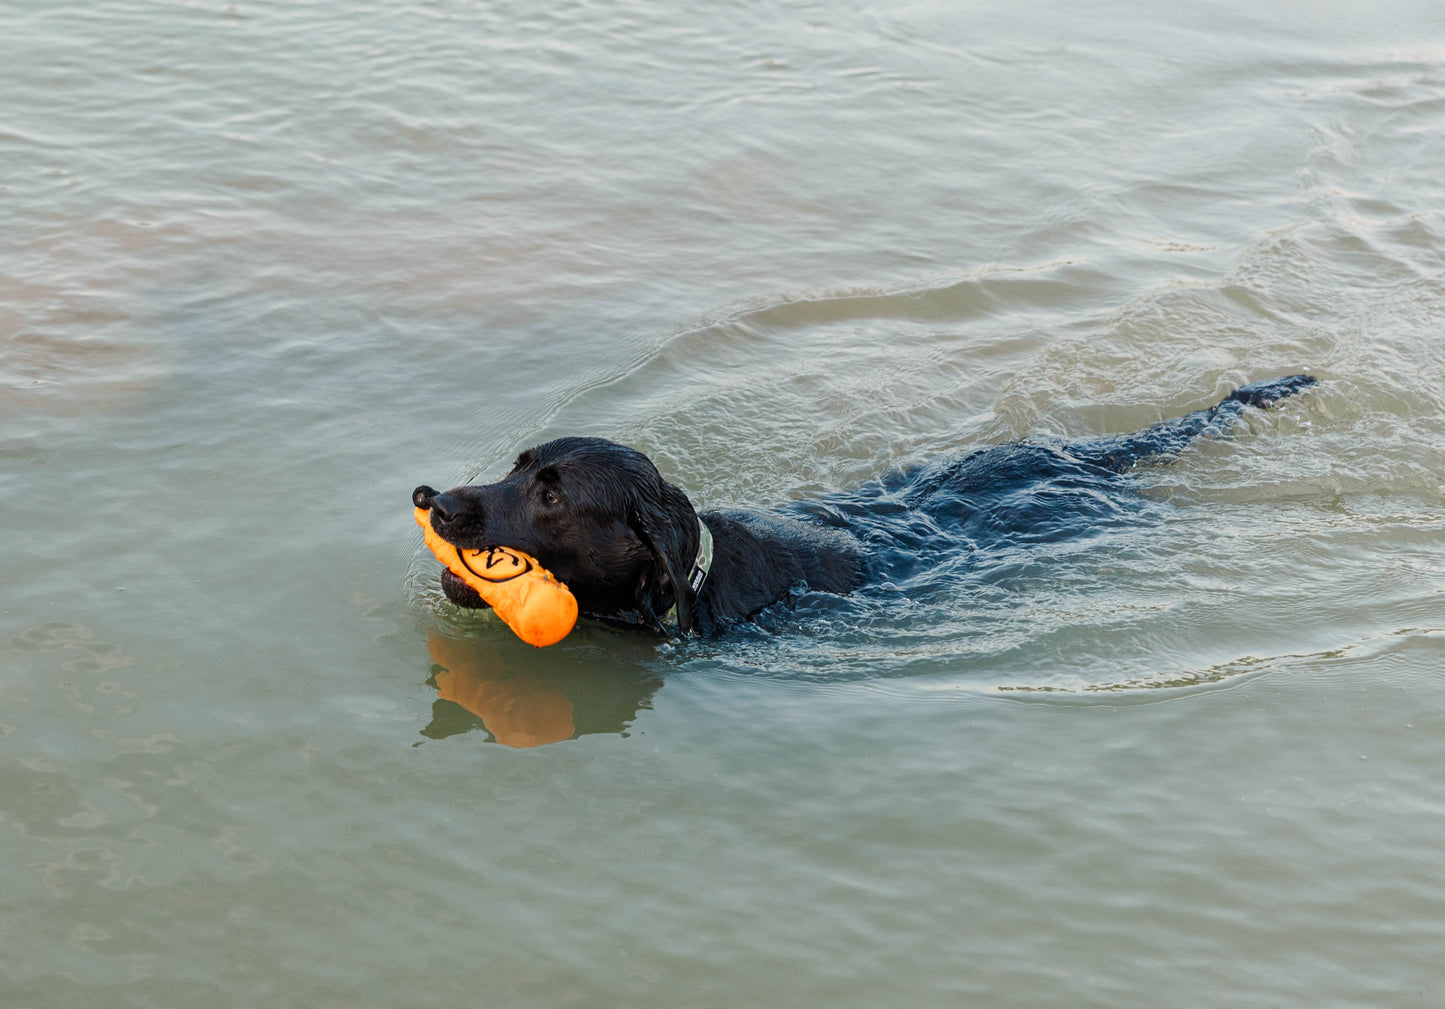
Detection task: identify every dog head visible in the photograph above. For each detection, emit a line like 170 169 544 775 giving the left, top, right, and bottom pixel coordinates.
414 437 704 631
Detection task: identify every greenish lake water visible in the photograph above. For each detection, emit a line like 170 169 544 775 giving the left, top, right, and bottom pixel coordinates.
4 1 1444 1006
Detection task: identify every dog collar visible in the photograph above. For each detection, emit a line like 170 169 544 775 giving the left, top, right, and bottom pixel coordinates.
687 517 714 595
661 517 714 631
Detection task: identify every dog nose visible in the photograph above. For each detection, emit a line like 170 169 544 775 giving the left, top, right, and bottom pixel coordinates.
412 485 439 511
427 490 468 525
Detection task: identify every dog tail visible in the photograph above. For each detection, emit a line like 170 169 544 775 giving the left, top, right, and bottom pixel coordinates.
1073 373 1317 472
1222 373 1318 409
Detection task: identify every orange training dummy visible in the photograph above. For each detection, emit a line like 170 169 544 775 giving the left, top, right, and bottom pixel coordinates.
414 507 579 647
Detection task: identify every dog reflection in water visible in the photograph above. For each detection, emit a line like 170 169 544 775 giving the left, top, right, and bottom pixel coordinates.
425 633 575 747
421 632 661 748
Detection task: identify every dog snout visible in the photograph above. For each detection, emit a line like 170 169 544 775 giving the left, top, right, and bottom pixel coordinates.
412 485 468 526
430 492 462 524
414 484 492 544
424 489 479 536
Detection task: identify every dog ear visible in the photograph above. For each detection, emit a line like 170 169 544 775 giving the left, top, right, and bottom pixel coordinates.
629 480 701 634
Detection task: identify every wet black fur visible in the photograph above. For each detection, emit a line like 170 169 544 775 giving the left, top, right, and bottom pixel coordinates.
414 374 1315 636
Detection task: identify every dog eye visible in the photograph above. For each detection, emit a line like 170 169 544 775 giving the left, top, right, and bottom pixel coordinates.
541 488 560 507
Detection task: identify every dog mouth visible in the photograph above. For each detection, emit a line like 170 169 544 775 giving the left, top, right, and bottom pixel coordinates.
413 496 496 609
433 532 526 606
440 569 490 609
415 497 546 611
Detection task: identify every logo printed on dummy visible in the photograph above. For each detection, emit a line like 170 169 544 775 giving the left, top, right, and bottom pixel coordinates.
460 547 535 583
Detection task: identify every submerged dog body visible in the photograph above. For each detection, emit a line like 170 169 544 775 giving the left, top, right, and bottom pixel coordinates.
413 375 1316 636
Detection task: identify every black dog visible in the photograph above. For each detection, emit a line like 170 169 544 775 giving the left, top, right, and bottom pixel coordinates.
413 374 1316 636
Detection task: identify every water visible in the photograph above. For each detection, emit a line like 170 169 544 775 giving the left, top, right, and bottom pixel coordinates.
3 0 1444 1005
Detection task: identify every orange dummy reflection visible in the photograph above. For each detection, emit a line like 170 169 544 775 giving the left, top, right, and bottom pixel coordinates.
426 632 576 748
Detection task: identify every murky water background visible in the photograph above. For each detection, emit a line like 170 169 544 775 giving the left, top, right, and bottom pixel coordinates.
4 0 1445 1005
